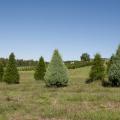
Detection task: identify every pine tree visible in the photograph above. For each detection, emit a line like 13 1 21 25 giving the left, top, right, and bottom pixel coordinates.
44 49 69 87
3 53 19 84
0 62 4 82
34 56 46 80
108 45 120 86
89 53 105 81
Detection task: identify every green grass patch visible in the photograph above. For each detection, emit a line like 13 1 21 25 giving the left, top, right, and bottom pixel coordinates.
0 66 119 120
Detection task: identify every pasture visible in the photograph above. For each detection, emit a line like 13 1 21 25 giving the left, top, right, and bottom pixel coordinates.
0 66 120 120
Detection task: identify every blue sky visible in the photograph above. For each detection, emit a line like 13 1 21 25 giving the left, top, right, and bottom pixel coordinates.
0 0 120 61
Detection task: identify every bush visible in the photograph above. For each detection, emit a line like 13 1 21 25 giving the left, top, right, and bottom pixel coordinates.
89 53 105 81
34 56 46 80
3 53 20 84
44 49 69 87
0 62 4 81
108 45 120 87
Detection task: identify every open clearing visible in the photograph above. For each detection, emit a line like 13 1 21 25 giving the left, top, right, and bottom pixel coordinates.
0 66 120 120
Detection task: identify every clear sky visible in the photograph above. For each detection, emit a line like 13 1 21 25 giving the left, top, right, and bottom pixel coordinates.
0 0 120 61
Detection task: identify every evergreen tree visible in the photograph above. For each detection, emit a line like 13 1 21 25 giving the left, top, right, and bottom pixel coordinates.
3 53 19 84
34 56 46 80
44 49 69 87
89 53 105 81
0 62 4 81
108 45 120 86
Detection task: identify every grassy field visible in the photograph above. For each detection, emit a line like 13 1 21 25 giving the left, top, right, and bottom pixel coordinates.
0 66 120 120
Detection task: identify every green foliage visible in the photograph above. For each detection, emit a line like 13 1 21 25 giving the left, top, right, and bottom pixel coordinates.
34 56 46 80
0 62 4 81
3 53 20 84
0 58 38 67
81 53 90 61
89 53 105 81
108 45 120 87
65 61 93 69
18 66 35 71
44 49 69 87
107 54 115 73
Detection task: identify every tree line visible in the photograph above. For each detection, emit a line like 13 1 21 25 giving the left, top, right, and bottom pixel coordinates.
0 53 95 69
0 58 38 67
0 49 69 87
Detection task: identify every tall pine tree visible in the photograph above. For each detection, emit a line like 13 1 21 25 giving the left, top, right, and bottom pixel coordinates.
89 53 105 81
44 49 69 87
0 62 4 82
108 45 120 86
3 53 19 84
34 56 46 80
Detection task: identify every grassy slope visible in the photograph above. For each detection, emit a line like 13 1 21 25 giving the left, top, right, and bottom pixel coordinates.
0 66 120 120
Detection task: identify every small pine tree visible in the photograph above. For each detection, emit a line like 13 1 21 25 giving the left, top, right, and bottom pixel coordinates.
34 56 46 80
108 45 120 86
89 53 105 81
3 53 19 84
0 62 4 82
44 49 69 87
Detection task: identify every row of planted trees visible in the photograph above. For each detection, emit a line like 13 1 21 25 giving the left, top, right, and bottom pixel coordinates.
34 49 69 87
88 45 120 87
34 45 120 87
0 45 120 87
0 49 69 87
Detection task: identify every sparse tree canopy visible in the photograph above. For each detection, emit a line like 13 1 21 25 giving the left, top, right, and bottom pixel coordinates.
89 53 105 81
3 53 20 84
34 56 46 80
81 53 90 61
108 45 120 87
44 49 69 87
0 62 4 82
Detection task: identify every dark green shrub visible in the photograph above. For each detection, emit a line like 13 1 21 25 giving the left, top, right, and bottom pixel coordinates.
34 56 46 80
3 53 20 84
44 49 69 87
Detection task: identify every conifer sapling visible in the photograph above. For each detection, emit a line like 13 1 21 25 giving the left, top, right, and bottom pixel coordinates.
3 53 20 84
34 56 46 80
44 49 69 87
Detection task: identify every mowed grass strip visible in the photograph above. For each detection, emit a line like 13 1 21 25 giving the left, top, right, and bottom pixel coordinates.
0 66 120 120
